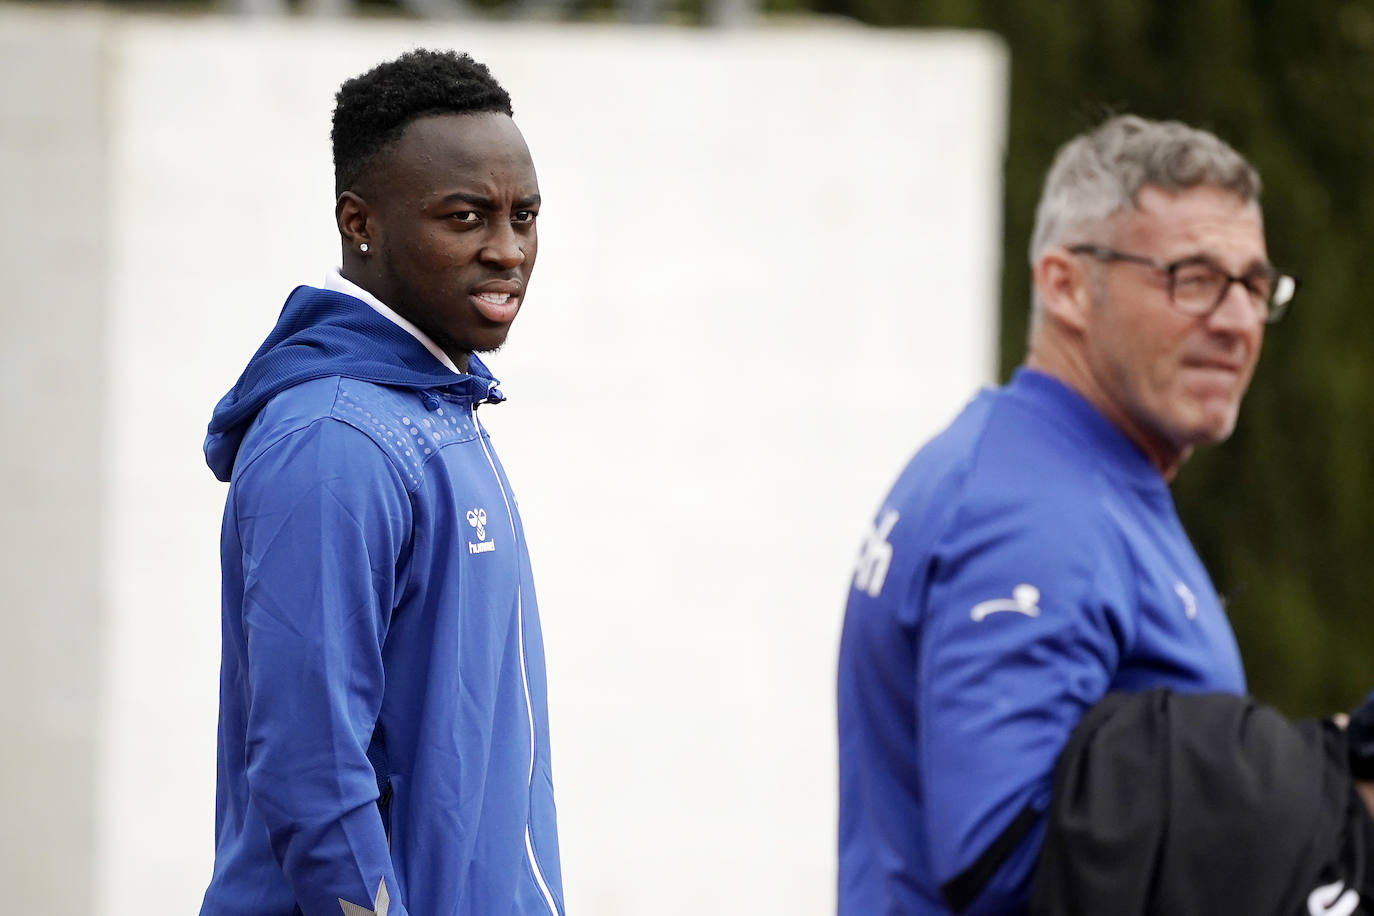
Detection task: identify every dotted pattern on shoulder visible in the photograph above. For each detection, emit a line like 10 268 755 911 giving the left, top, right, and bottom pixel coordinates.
333 381 482 490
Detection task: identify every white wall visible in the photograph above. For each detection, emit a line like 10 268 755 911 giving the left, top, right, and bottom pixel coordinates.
0 9 107 915
0 8 1006 913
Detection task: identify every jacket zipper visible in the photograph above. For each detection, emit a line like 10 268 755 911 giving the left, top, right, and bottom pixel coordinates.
471 405 560 916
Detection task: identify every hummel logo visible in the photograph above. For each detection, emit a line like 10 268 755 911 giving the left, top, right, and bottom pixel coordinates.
854 509 899 598
466 507 495 555
1307 879 1359 916
970 584 1041 622
466 508 488 541
1174 581 1198 620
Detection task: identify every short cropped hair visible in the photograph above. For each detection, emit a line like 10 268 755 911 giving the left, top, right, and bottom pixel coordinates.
331 49 513 197
1029 115 1261 271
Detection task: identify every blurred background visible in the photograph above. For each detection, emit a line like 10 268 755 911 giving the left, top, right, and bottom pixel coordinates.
1 0 1369 913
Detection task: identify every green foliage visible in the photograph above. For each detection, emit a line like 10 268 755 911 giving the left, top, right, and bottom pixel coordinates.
835 0 1374 715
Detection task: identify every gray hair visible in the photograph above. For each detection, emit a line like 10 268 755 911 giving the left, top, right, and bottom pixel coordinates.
1029 114 1261 270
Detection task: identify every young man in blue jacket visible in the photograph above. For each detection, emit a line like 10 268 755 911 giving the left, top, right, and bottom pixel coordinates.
200 50 563 916
837 115 1299 914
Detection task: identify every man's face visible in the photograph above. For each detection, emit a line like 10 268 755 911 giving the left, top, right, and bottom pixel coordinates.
363 112 540 360
1081 185 1268 470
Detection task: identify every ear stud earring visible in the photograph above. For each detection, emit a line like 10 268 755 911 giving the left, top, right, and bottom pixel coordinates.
359 243 370 253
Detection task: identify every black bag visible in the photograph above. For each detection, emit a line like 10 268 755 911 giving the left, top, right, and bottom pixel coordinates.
1030 689 1374 916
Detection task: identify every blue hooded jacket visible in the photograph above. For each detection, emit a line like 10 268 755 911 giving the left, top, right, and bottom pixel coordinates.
201 286 563 916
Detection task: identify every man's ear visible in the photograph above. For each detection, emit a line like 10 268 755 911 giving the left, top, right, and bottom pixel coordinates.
336 191 374 251
1033 248 1094 333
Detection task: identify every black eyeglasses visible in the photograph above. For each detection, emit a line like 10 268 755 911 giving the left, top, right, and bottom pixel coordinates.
1067 244 1298 324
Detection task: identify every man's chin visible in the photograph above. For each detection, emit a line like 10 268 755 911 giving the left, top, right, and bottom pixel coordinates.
1181 381 1248 435
456 329 511 357
1186 409 1241 447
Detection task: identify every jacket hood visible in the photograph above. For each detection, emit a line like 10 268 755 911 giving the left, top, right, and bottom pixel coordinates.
205 285 504 482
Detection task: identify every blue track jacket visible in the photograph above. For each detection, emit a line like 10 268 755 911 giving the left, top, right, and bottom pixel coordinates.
837 369 1246 915
201 286 563 916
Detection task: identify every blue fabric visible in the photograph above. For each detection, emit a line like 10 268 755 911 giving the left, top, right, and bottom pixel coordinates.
205 285 503 482
201 286 562 916
837 368 1246 916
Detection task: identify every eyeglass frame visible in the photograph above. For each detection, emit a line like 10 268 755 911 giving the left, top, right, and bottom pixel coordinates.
1065 244 1298 324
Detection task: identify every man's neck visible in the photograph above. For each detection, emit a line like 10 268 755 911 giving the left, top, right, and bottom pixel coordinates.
325 266 465 375
1025 341 1185 481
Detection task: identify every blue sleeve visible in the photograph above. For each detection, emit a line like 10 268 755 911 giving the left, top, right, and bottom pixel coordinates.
916 500 1134 913
232 419 412 916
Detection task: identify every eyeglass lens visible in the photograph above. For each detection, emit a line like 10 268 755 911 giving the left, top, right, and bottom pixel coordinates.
1169 262 1284 317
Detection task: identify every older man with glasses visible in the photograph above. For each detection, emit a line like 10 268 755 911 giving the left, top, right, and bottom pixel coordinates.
837 114 1298 915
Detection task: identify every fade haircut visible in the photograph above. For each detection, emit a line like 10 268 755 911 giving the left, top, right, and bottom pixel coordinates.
1028 115 1261 312
331 49 514 198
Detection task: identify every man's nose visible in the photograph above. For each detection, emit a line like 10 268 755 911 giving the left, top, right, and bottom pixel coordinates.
480 223 526 269
1207 278 1265 332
